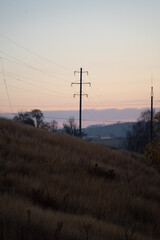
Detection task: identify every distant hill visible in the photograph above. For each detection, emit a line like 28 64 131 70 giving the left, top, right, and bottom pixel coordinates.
0 118 160 240
84 122 135 138
2 107 159 127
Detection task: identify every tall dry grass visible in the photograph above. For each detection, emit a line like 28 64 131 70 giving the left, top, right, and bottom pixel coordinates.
0 117 160 240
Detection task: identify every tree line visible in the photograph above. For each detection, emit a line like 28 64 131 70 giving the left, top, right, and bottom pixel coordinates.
124 109 160 153
13 109 80 136
124 109 160 170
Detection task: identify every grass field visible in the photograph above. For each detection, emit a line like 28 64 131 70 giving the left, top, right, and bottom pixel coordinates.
0 118 160 240
89 137 124 149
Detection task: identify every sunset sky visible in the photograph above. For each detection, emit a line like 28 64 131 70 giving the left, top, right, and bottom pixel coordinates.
0 0 160 116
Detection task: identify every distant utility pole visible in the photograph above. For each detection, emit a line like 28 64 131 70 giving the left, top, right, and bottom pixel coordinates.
71 68 91 138
151 86 154 142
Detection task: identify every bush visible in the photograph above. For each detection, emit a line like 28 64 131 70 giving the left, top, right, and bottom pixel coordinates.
145 141 160 170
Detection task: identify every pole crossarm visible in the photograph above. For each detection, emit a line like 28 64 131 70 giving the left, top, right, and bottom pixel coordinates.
74 70 88 75
71 82 91 86
73 93 88 98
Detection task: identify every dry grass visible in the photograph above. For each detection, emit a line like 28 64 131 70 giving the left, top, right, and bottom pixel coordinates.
0 117 160 240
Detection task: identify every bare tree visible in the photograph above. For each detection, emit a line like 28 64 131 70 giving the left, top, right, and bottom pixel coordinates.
13 112 35 127
63 117 79 136
50 120 58 132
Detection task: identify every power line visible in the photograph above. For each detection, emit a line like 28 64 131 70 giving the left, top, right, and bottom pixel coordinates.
88 75 145 122
0 58 13 114
0 81 70 98
0 78 155 108
0 33 72 71
83 97 102 121
89 76 132 122
0 69 69 87
0 104 78 108
0 53 71 83
0 71 70 97
0 103 158 109
87 75 122 122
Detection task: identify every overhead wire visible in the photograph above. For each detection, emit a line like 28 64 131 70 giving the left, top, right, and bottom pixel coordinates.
91 79 150 107
0 81 70 98
88 75 122 122
88 75 150 114
0 69 70 87
83 97 101 123
0 58 13 114
84 83 151 125
0 52 71 83
0 71 70 97
0 33 72 71
83 74 115 122
0 104 78 109
0 35 154 124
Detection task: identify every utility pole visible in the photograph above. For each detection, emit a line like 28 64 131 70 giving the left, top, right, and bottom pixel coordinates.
71 68 91 138
151 86 154 142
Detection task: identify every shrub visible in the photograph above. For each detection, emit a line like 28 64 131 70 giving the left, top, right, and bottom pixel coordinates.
145 141 160 170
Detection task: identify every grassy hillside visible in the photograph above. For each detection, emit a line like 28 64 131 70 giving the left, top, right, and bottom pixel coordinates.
0 118 160 240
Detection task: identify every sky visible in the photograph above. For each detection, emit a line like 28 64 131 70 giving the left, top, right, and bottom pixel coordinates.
0 0 160 119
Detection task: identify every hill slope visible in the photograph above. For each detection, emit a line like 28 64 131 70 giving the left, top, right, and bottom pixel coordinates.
84 122 135 138
0 118 160 240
